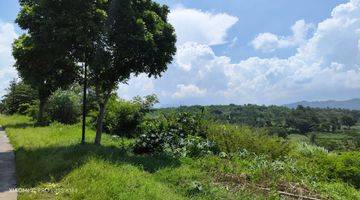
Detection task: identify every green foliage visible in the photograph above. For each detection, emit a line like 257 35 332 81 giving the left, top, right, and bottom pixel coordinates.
1 115 259 200
158 104 360 135
341 115 357 129
296 142 328 157
133 119 169 154
207 124 292 159
265 126 288 138
12 34 77 124
15 0 108 125
315 131 360 151
98 95 158 137
1 79 37 115
176 136 219 158
47 88 82 124
103 97 142 137
134 112 215 156
317 152 360 188
1 115 359 199
24 100 47 121
84 0 177 144
286 106 320 134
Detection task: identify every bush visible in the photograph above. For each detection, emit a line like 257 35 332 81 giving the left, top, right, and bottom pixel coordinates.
133 119 168 154
325 152 360 188
101 96 143 137
266 126 288 138
133 112 216 157
175 136 218 157
170 112 209 138
47 89 81 124
296 142 328 157
207 124 292 159
25 100 43 120
96 95 159 137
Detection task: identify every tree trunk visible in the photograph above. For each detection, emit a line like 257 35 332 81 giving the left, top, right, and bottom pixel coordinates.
94 103 106 145
37 97 47 126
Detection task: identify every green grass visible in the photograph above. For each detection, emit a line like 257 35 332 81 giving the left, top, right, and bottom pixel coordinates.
0 115 257 199
1 115 359 200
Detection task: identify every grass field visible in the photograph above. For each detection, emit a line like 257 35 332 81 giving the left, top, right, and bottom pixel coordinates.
0 115 257 200
1 115 359 200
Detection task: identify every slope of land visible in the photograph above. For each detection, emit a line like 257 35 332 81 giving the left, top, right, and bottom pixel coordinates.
0 115 359 200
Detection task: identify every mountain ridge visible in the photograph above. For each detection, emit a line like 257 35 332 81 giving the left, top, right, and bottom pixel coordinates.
285 98 360 110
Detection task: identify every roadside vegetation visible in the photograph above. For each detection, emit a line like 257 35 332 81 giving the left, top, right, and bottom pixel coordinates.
1 95 359 199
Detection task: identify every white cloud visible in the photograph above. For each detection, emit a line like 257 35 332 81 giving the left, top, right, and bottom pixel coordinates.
117 74 155 100
169 7 238 46
0 21 18 98
175 42 215 71
172 84 207 99
252 20 313 52
119 0 360 106
171 0 360 104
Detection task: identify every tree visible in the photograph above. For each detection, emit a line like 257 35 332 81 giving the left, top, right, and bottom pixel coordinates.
1 79 38 114
14 0 110 125
13 34 77 125
286 106 320 134
341 115 357 129
14 0 93 124
89 0 176 144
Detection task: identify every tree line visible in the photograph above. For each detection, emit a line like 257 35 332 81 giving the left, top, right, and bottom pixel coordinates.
157 104 360 136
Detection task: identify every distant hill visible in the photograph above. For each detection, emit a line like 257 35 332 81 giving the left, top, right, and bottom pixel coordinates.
285 99 360 110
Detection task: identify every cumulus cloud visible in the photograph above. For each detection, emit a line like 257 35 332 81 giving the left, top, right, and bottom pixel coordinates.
175 42 215 71
171 0 360 104
117 74 155 100
252 20 313 52
0 21 18 98
169 7 238 46
118 0 360 106
172 84 207 99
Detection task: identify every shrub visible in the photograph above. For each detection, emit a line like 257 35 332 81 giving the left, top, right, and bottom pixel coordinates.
207 124 292 159
266 126 288 138
296 142 328 157
25 100 42 120
133 112 217 157
172 136 219 157
169 112 209 138
133 119 169 154
47 89 81 124
326 152 360 188
102 96 143 137
95 95 159 137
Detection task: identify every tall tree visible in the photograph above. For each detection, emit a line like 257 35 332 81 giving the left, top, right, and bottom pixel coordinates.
14 0 107 124
1 79 38 115
341 115 357 129
90 0 176 144
13 35 77 124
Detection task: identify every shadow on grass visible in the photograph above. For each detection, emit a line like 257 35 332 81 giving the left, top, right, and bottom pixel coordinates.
15 143 181 188
1 122 34 129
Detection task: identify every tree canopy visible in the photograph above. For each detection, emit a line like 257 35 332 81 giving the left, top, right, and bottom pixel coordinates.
13 0 176 143
88 0 177 144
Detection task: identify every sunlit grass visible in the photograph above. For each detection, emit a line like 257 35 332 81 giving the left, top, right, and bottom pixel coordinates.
1 115 359 200
0 115 258 200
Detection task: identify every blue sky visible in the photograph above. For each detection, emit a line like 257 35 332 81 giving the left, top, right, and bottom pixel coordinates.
1 0 360 106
